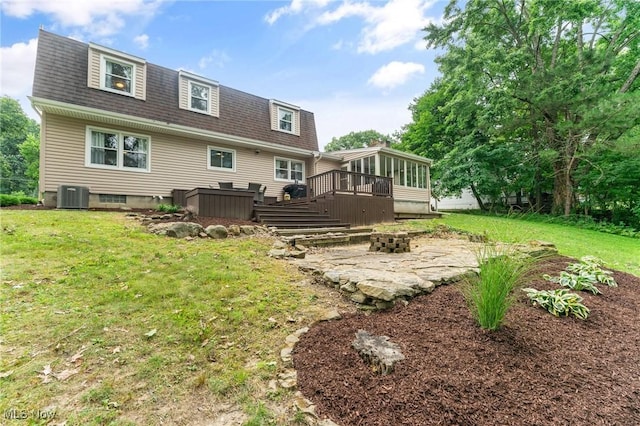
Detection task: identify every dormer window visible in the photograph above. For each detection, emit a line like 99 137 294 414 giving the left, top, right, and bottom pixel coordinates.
104 58 133 94
278 107 294 132
270 100 300 136
179 70 219 117
88 43 146 100
189 81 210 113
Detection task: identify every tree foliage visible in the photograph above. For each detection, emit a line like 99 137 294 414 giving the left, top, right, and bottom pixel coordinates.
401 0 640 215
0 96 40 194
324 129 391 152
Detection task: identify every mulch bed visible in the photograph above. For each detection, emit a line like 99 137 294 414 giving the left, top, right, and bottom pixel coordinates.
294 256 640 425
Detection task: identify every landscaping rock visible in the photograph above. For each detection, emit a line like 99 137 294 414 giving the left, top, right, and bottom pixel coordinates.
352 330 405 375
357 280 419 302
205 225 228 239
150 222 204 238
240 225 255 235
228 225 241 236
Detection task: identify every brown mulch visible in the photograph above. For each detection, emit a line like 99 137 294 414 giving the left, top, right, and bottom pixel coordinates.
294 256 640 426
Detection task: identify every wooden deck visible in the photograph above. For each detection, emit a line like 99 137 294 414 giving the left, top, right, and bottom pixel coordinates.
173 170 396 228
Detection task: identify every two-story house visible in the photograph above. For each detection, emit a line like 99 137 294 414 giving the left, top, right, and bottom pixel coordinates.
30 29 434 226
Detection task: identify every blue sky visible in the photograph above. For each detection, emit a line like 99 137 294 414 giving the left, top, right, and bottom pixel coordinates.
1 0 445 149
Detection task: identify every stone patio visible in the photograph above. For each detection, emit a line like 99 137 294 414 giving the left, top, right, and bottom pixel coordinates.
290 236 484 309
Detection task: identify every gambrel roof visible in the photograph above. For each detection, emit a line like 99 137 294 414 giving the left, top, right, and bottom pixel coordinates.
31 30 319 153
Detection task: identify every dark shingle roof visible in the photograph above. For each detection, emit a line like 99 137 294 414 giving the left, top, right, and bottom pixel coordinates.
32 30 319 152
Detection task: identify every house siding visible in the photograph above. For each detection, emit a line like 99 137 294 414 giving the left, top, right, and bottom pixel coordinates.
313 157 342 176
41 114 311 203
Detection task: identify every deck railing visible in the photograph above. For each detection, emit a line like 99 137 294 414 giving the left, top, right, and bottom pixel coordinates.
306 170 393 200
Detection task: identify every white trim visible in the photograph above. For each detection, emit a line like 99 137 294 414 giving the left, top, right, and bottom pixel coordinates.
331 146 433 165
207 145 236 172
274 156 305 182
99 54 136 97
89 42 146 64
30 97 316 157
178 70 219 87
85 125 151 173
269 99 300 111
188 80 211 115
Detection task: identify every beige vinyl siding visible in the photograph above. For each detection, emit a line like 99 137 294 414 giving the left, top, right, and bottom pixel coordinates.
393 185 429 202
178 75 220 117
42 114 309 199
87 47 146 100
314 157 342 175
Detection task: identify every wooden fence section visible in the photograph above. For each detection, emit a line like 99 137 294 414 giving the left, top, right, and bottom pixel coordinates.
310 193 394 226
306 170 393 199
185 187 254 219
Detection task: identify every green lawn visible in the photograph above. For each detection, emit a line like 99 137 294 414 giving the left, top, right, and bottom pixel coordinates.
0 210 319 425
380 213 640 276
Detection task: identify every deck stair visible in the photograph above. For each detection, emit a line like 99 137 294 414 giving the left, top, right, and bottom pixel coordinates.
253 205 351 231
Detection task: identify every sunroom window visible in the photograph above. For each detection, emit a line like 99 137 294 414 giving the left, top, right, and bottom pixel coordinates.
103 58 133 94
87 127 149 171
275 158 304 182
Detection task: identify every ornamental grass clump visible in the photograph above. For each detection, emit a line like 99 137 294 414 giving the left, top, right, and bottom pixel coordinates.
463 245 538 331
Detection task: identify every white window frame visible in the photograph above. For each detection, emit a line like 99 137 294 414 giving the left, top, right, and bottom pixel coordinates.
188 80 211 114
85 126 150 172
277 106 295 134
274 157 305 182
100 55 136 96
207 146 236 172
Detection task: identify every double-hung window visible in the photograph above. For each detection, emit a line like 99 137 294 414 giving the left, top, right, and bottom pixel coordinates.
275 158 304 182
208 146 235 171
87 127 149 171
102 57 134 95
278 107 294 133
189 81 210 113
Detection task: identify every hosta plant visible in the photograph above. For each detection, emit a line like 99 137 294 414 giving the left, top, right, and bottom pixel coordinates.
543 271 601 294
522 288 590 320
566 256 617 287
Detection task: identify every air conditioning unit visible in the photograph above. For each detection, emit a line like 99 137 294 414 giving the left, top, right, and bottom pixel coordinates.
57 185 89 209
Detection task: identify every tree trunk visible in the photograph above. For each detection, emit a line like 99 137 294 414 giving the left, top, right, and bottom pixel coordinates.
552 158 574 216
470 183 487 211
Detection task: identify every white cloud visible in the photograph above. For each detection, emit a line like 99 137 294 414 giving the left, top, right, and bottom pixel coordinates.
0 38 39 119
265 0 331 25
368 61 425 89
267 0 437 54
198 50 231 70
133 34 149 49
296 94 412 149
1 0 164 39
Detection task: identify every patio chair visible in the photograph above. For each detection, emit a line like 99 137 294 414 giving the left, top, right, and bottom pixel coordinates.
248 182 266 204
218 182 234 189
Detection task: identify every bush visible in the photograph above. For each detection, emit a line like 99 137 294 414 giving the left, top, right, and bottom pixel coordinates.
463 245 538 331
544 256 617 294
0 193 37 207
156 204 181 214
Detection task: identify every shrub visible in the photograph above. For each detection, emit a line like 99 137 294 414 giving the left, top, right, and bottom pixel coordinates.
543 271 601 295
522 288 590 319
463 245 538 331
0 193 38 206
0 194 20 207
156 203 181 214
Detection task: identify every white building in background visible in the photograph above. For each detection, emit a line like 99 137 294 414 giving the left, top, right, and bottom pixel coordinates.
433 188 481 210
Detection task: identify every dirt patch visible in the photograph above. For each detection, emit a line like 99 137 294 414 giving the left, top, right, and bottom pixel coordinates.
293 256 640 425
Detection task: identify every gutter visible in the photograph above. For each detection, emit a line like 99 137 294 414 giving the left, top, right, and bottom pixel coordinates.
29 96 318 158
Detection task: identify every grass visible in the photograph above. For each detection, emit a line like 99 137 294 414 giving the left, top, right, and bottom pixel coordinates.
378 213 640 276
0 210 321 424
